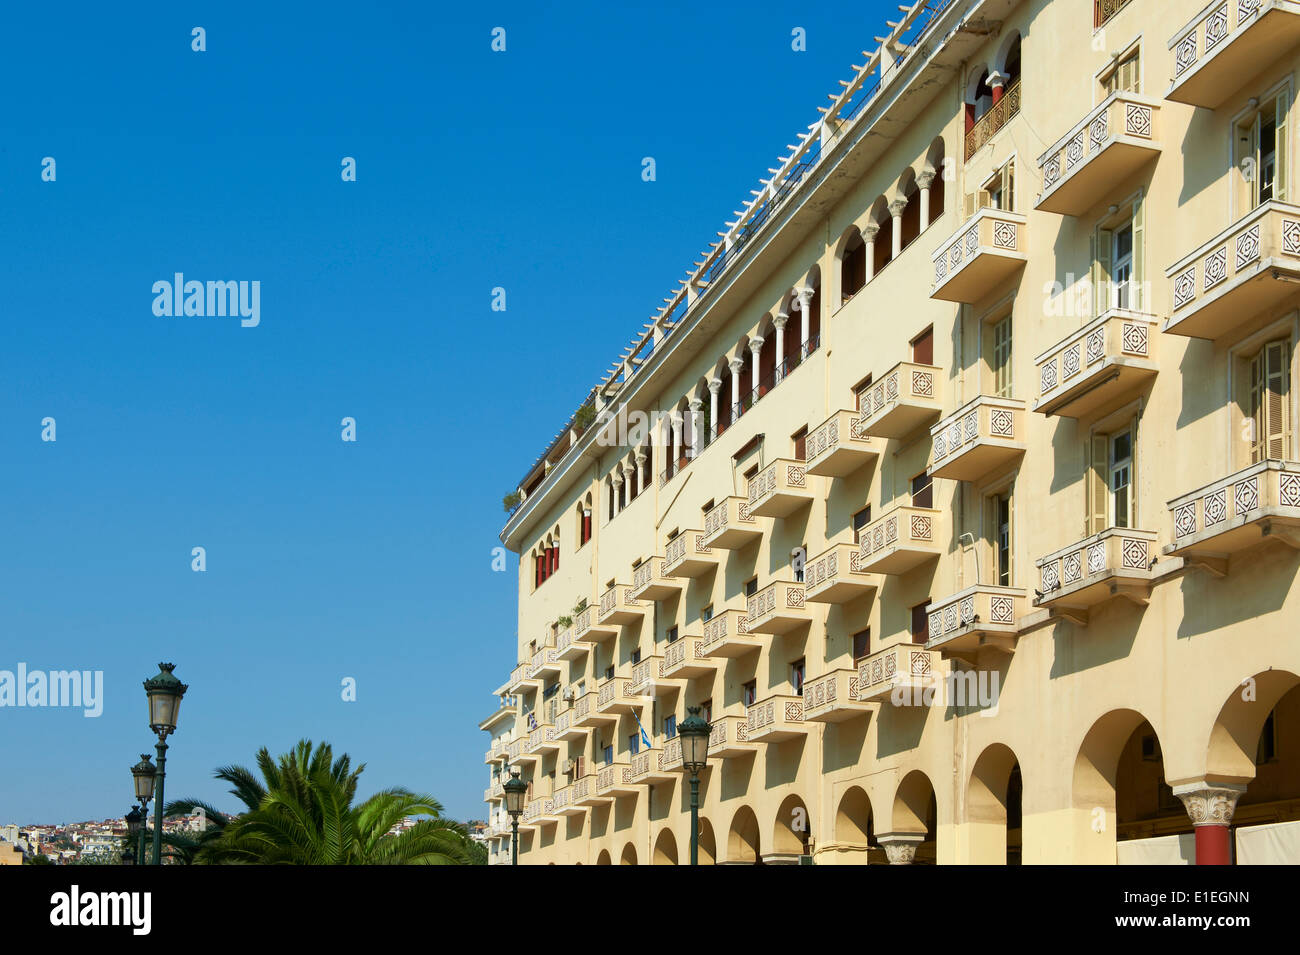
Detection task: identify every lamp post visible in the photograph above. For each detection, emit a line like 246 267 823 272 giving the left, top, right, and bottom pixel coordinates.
131 753 156 866
503 767 528 866
124 807 141 866
142 663 188 866
678 705 712 866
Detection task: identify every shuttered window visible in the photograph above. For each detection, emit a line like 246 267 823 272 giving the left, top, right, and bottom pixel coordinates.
1103 50 1140 95
992 316 1013 397
1251 340 1292 462
1086 422 1139 535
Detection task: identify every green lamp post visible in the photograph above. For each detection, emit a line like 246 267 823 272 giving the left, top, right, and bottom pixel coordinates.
503 767 528 865
142 663 188 865
124 807 142 866
678 706 712 866
131 753 156 867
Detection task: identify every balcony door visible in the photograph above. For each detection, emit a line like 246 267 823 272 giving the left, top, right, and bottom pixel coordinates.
1235 92 1289 217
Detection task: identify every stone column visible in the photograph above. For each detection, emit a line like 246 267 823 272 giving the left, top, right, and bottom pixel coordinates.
772 313 788 378
671 413 683 471
728 358 745 417
748 337 765 402
917 170 935 232
862 223 880 283
889 199 907 259
708 378 722 435
796 287 815 349
688 399 705 456
987 70 1008 105
878 833 925 865
633 452 645 496
1173 783 1246 866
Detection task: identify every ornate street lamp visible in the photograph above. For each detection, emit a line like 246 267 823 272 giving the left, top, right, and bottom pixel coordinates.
124 807 142 866
142 663 188 866
503 767 528 866
678 705 712 865
131 753 156 867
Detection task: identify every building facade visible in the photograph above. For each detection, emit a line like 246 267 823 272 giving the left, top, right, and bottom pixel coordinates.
484 0 1300 864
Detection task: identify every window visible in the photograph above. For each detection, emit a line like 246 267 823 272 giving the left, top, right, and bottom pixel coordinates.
989 315 1013 397
853 629 871 664
631 648 641 666
744 577 758 598
1235 92 1289 215
971 159 1015 214
911 327 934 366
911 601 931 644
604 665 614 681
602 743 613 764
579 504 592 546
1102 48 1140 95
1092 194 1145 315
792 427 808 462
854 375 873 412
1251 340 1292 462
991 491 1013 585
793 545 806 583
628 733 640 756
841 232 867 302
911 472 933 509
1086 423 1138 535
853 506 872 544
664 714 677 739
791 659 806 695
702 699 713 722
742 680 757 706
701 604 714 623
666 625 679 644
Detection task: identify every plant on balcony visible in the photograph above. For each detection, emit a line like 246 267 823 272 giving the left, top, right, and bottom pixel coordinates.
557 614 573 629
573 403 597 433
572 598 587 614
502 491 523 514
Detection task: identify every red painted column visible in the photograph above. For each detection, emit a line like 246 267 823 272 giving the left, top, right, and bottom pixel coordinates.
1174 784 1245 866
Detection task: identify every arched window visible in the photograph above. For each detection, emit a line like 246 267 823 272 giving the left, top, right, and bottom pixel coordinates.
840 228 866 303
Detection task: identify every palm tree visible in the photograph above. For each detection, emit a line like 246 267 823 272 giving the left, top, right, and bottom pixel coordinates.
166 739 474 864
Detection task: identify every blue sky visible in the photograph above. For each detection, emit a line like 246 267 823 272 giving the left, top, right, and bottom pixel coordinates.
0 1 894 823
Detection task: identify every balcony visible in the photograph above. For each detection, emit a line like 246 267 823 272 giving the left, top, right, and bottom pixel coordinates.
663 529 719 578
746 694 808 742
526 722 561 758
708 713 756 759
925 585 1025 658
598 584 645 627
805 409 879 477
857 643 941 704
802 668 875 722
804 542 877 604
1034 310 1159 419
595 761 638 799
572 690 610 729
629 655 682 697
596 675 641 715
660 736 686 774
699 608 761 658
1166 201 1300 341
746 580 811 635
506 662 536 695
928 395 1027 482
661 636 718 680
555 625 587 662
857 504 943 575
930 208 1028 303
966 77 1021 158
554 700 589 741
506 737 525 765
553 785 585 817
747 458 813 518
629 747 676 786
1035 528 1157 624
1036 94 1161 216
484 738 508 765
630 557 681 602
1167 0 1300 109
857 361 944 439
1167 460 1300 570
527 645 562 682
571 774 608 808
573 604 618 645
701 496 762 549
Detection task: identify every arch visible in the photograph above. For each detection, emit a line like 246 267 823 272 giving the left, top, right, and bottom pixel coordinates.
891 769 938 864
897 168 921 252
652 827 679 865
965 743 1023 864
1206 669 1300 782
697 817 717 865
772 793 811 858
965 67 993 129
837 224 866 305
727 805 761 863
868 196 892 275
596 848 611 865
835 785 874 846
995 31 1022 87
924 138 947 227
619 842 638 866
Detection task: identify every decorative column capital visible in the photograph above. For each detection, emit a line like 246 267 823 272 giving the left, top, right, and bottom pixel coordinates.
688 398 704 412
878 832 925 865
861 222 881 241
748 336 765 355
916 170 937 190
708 377 723 395
794 286 816 308
610 470 624 487
728 358 746 374
987 69 1008 89
773 311 789 330
1172 783 1247 826
634 448 647 464
888 197 908 218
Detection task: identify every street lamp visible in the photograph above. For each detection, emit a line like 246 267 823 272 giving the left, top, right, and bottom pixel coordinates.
124 807 142 866
503 767 528 866
131 753 156 867
678 705 712 866
142 663 188 866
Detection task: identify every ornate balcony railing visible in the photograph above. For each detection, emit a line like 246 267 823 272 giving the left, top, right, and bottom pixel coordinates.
1037 92 1159 216
746 694 807 741
701 496 762 549
1034 309 1159 419
858 504 943 575
699 608 760 657
802 668 873 722
1167 460 1300 564
931 207 1028 303
1167 0 1300 108
964 79 1021 160
806 409 879 477
747 458 813 518
857 643 940 703
928 395 1026 482
926 585 1024 655
598 584 644 625
664 529 717 577
746 580 810 634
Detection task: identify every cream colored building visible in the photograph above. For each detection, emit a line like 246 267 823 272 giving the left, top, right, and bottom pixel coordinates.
484 0 1300 864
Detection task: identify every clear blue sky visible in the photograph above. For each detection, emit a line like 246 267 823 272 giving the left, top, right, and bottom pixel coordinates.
0 1 894 824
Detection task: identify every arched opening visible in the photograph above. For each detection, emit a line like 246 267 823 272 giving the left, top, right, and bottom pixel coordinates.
839 226 866 304
619 842 638 866
924 138 947 228
715 359 733 436
805 268 822 350
780 294 800 373
727 805 761 864
757 320 777 401
869 198 892 275
771 794 811 862
835 786 876 863
898 171 921 252
966 743 1023 864
653 827 679 865
891 770 938 864
697 817 717 865
1000 34 1022 91
596 848 611 865
966 68 993 132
